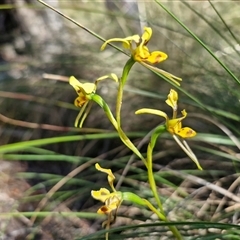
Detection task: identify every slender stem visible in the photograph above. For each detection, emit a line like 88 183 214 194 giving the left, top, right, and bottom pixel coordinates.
147 159 182 239
121 57 136 86
146 153 182 239
123 192 181 238
123 192 166 222
92 94 147 166
143 199 166 221
146 126 166 211
105 215 110 240
147 145 163 212
146 125 183 239
116 57 135 126
169 224 183 239
114 57 148 165
118 127 147 166
169 225 183 239
116 80 123 126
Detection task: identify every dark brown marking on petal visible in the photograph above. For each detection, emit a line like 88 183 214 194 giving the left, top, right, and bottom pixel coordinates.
100 206 109 213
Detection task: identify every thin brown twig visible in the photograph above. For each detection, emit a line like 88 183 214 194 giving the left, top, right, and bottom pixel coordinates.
0 91 75 111
0 113 106 133
212 175 240 220
162 167 240 203
42 73 69 82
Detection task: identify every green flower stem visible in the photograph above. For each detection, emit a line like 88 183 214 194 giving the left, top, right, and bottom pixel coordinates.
122 192 166 220
118 127 147 166
123 192 182 240
114 57 147 164
148 165 163 209
116 80 123 126
92 94 147 166
146 125 183 240
91 94 118 129
147 125 166 212
121 57 135 86
116 57 135 126
143 199 182 240
147 165 183 240
147 162 183 240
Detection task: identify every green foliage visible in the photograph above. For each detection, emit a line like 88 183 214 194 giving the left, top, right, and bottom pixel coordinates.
0 1 240 239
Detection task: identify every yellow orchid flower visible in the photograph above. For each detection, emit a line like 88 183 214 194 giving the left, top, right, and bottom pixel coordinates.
69 76 96 128
91 164 155 239
69 74 118 128
136 108 196 138
91 163 123 215
135 89 202 170
70 74 118 108
101 27 182 85
69 76 96 107
168 109 196 138
92 189 122 214
136 89 196 138
91 163 123 240
101 27 168 65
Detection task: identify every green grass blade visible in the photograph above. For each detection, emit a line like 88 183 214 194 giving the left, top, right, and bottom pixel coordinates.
154 0 240 85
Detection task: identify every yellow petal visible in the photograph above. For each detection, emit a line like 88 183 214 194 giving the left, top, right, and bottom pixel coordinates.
166 89 178 110
95 163 115 181
137 27 152 53
133 46 168 64
167 119 180 134
125 35 141 44
96 73 118 83
167 110 186 133
74 95 88 107
133 46 150 61
95 163 116 191
105 195 121 211
97 205 111 214
69 76 83 93
97 204 116 214
81 83 96 95
181 109 187 117
142 27 152 43
144 51 168 64
176 127 197 138
167 110 196 138
135 108 168 121
91 188 111 202
97 194 122 214
69 76 96 95
100 35 140 51
100 38 129 51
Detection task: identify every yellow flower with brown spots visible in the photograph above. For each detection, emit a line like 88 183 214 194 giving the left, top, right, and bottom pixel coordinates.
91 163 123 215
136 89 196 138
101 27 168 65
